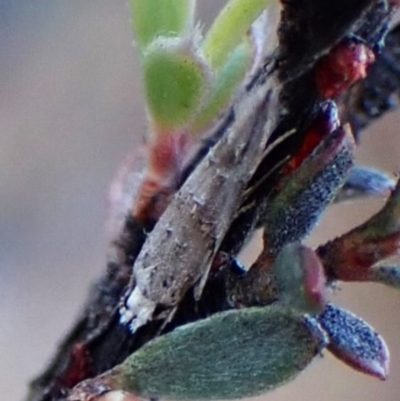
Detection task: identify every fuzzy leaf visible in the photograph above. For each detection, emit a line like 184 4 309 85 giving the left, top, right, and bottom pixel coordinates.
318 303 390 380
202 0 270 70
130 0 195 51
142 39 209 131
371 265 400 290
262 120 354 256
114 307 325 400
335 166 395 203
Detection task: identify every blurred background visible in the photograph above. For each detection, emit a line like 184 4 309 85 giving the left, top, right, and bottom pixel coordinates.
1 1 400 401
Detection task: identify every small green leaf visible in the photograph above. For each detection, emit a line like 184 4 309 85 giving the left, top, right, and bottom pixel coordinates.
202 0 270 70
272 243 327 314
130 0 195 51
192 40 252 133
142 39 209 131
113 306 324 400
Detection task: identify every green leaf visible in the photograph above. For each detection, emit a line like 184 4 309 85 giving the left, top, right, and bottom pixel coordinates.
130 0 195 51
192 40 252 133
113 306 325 400
202 0 270 70
142 39 209 131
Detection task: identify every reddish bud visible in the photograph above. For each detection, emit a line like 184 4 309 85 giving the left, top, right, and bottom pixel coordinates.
315 40 375 98
282 101 340 176
133 131 190 225
318 179 400 283
61 342 91 388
